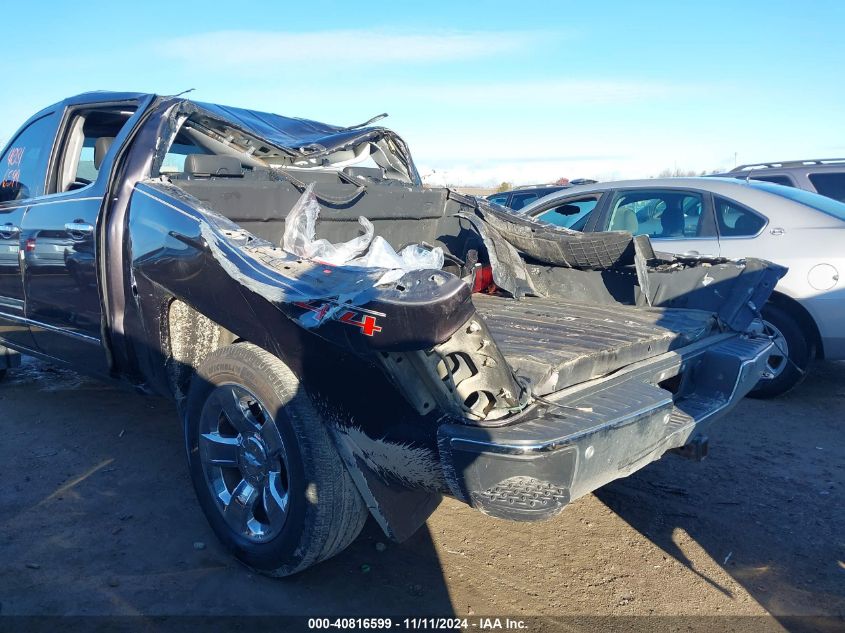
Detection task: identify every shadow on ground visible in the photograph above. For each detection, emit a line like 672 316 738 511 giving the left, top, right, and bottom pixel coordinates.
0 358 454 616
1 358 843 626
596 361 845 629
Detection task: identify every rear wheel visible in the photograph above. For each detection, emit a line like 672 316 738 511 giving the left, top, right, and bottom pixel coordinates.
184 343 368 576
748 303 813 399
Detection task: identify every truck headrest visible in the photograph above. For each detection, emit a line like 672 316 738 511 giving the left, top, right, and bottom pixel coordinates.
94 137 115 170
184 155 243 177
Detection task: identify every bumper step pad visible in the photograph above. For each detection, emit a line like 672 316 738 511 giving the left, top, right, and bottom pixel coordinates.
438 335 773 520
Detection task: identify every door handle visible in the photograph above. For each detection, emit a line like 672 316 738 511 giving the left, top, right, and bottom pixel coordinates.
0 223 21 238
65 222 94 238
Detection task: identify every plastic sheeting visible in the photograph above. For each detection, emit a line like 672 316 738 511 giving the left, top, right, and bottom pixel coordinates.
282 184 444 285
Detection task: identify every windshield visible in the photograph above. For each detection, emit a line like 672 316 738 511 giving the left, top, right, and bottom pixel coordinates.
748 180 845 221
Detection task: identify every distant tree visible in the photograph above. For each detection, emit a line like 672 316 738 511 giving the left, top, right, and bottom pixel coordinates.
496 181 513 193
657 167 700 178
554 177 570 186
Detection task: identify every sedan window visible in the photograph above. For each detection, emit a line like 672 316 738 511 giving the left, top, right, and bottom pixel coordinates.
510 191 540 210
487 193 509 206
535 197 599 230
607 190 706 238
714 196 766 237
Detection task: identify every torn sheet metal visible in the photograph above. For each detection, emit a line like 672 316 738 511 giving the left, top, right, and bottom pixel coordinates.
139 180 389 328
474 199 634 270
175 100 421 184
456 212 538 299
134 180 474 351
200 222 387 331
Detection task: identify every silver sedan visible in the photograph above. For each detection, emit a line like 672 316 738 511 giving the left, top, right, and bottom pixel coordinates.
517 177 845 397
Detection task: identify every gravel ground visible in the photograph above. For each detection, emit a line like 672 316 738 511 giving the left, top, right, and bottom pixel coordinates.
0 357 842 629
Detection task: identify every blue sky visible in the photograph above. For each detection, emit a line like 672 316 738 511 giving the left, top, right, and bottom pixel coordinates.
4 0 844 186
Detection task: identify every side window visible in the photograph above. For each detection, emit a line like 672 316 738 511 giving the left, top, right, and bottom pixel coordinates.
808 172 845 202
607 190 706 238
536 196 600 230
0 114 57 203
752 174 794 187
53 106 138 193
714 196 766 237
487 193 509 206
510 191 539 210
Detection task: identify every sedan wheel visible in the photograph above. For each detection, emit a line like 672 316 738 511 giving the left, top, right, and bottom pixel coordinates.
748 302 813 399
760 320 789 381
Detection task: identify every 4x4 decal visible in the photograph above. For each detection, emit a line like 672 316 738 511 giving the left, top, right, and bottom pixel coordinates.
294 301 384 336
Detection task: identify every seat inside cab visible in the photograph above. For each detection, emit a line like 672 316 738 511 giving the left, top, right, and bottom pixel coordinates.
161 125 458 253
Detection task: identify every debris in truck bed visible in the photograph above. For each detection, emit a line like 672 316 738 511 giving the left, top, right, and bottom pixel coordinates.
283 183 445 285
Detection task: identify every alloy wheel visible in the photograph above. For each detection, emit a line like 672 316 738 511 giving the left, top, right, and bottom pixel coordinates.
198 384 290 543
761 320 789 380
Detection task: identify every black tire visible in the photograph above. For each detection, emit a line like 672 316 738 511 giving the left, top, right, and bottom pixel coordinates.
748 303 814 399
184 342 368 576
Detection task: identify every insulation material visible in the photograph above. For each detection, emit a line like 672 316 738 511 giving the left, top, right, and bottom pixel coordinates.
283 183 374 264
282 183 444 285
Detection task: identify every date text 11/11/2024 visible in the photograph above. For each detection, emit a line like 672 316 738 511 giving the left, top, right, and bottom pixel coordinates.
307 618 529 630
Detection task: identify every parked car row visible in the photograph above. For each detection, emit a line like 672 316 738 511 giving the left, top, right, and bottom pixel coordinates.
711 158 845 202
487 179 598 210
489 172 845 397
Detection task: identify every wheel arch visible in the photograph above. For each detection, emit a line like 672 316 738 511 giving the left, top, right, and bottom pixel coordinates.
165 298 443 543
165 298 239 405
767 291 824 359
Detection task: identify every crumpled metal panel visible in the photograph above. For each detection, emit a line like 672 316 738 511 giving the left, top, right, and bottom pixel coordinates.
191 101 421 183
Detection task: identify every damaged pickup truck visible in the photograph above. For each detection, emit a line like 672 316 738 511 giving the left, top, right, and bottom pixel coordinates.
0 92 785 576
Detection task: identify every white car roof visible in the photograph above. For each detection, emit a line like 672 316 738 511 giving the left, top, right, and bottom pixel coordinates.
518 176 845 227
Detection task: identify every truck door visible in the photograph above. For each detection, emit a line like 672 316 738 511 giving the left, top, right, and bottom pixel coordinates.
0 112 59 351
21 102 139 374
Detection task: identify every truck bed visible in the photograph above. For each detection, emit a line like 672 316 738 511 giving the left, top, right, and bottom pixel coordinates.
471 294 718 394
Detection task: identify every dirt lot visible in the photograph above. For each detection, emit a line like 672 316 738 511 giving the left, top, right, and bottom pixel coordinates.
0 357 842 629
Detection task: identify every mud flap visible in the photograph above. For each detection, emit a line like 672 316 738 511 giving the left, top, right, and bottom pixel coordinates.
328 426 442 542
